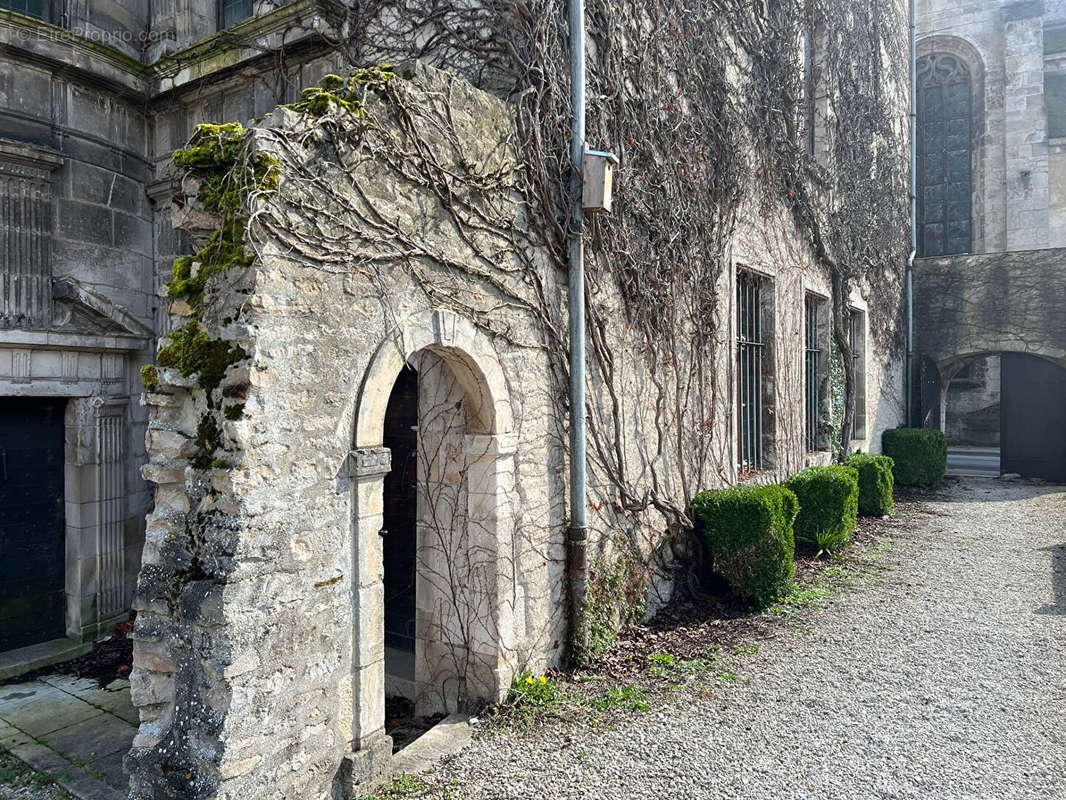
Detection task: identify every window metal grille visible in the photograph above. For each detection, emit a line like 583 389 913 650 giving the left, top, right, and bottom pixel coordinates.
849 309 866 440
805 295 821 452
220 0 253 29
737 273 765 471
1 0 47 20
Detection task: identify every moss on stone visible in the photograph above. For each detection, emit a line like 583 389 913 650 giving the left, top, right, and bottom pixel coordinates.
140 364 159 393
156 322 247 391
282 65 398 118
223 403 245 420
192 414 222 470
575 548 647 666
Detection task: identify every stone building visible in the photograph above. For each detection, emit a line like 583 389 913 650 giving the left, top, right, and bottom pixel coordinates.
915 0 1066 479
0 1 910 798
0 0 354 674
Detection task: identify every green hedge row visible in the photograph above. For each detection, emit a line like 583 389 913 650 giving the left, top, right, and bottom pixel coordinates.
695 455 903 607
784 466 859 555
882 428 947 488
846 453 894 516
692 485 798 608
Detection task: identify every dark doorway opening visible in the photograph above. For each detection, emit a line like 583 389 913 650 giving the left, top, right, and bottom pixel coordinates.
382 365 418 699
0 397 66 652
1001 354 1066 483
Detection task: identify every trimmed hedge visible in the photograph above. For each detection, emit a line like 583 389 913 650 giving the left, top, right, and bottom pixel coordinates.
846 453 895 516
783 466 859 555
692 485 798 607
882 428 947 488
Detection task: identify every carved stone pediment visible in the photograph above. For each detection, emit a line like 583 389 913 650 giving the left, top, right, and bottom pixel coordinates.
52 278 153 340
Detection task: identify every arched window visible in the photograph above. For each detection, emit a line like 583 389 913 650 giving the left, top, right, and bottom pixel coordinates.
917 53 973 256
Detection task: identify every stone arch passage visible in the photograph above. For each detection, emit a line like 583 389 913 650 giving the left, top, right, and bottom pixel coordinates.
347 309 517 758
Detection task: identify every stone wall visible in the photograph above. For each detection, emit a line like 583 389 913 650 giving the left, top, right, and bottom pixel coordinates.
128 61 905 799
918 0 1066 252
914 248 1066 376
0 28 154 644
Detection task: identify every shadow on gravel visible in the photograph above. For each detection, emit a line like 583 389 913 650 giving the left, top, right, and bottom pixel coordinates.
1035 542 1066 616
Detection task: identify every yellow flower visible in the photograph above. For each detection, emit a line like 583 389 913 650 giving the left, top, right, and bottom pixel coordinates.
539 675 548 684
525 676 534 685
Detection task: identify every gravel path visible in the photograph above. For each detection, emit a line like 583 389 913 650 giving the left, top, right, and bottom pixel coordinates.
415 478 1066 800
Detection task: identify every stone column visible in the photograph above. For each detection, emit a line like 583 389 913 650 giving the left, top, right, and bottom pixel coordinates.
345 447 393 787
1002 1 1049 251
64 396 128 641
463 431 520 703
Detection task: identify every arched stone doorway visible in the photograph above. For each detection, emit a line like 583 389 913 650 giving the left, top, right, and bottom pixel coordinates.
348 309 518 755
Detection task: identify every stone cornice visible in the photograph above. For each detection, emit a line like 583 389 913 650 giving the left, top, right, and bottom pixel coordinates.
0 138 64 181
0 0 343 102
150 0 344 98
0 9 149 96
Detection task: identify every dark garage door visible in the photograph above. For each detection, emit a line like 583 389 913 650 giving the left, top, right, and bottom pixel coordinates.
1001 354 1066 483
0 397 66 651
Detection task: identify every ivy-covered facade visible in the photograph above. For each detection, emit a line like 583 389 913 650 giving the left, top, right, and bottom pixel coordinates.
0 1 911 798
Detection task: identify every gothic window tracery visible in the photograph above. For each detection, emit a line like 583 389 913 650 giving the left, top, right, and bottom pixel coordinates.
917 53 973 257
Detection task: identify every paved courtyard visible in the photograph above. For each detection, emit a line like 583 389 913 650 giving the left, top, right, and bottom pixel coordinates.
405 478 1066 799
0 675 135 799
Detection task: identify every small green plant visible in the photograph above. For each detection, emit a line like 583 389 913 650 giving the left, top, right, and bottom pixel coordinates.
846 452 895 515
692 484 798 607
882 428 947 488
771 581 831 613
784 465 859 556
589 685 651 712
507 670 559 708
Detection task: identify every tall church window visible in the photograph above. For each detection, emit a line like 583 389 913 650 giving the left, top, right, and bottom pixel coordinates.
916 53 973 256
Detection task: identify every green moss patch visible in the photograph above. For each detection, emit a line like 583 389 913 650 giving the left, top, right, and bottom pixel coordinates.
156 322 247 391
284 66 397 118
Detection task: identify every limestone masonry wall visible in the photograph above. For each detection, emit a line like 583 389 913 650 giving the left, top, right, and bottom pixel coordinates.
128 60 904 799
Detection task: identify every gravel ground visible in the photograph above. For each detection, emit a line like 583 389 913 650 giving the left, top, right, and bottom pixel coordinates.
403 478 1066 800
0 750 75 800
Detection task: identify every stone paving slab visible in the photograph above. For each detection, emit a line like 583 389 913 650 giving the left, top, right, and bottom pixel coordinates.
0 676 136 799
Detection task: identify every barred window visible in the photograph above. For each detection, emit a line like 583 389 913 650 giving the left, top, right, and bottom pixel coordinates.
220 0 253 29
804 295 823 452
849 309 867 440
737 272 773 472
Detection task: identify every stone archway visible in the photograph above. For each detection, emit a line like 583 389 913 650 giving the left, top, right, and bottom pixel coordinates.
347 309 517 756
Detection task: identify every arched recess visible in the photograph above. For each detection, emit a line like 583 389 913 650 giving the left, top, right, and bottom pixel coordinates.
916 35 987 254
346 308 517 754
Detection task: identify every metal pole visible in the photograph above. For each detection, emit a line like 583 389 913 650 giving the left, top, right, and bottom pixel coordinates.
906 0 917 428
567 0 588 658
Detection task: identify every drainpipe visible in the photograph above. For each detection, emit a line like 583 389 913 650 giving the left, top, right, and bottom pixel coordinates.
567 0 588 658
906 0 917 428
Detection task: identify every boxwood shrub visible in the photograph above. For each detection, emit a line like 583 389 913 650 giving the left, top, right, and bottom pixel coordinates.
692 485 798 608
783 466 859 555
846 453 895 516
882 427 947 488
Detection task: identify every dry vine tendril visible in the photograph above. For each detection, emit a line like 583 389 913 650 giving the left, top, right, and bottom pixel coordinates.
181 0 908 621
